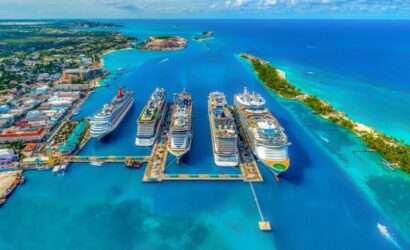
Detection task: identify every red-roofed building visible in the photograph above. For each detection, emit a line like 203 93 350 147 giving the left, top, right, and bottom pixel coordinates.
0 128 46 143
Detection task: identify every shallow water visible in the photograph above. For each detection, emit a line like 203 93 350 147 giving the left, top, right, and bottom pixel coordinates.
1 20 410 250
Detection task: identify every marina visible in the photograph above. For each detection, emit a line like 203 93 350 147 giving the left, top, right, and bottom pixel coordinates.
17 88 266 184
143 90 263 183
2 18 409 250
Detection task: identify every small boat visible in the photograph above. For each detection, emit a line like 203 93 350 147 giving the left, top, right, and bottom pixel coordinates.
377 223 391 238
52 164 67 175
382 160 398 170
90 161 103 167
126 160 143 169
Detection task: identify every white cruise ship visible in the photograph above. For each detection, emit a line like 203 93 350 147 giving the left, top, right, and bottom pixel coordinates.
167 90 192 164
234 88 290 176
135 88 167 146
90 88 134 139
208 92 239 167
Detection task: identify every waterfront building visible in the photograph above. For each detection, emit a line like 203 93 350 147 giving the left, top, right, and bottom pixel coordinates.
58 120 88 155
22 143 36 157
0 148 18 168
60 67 104 83
0 128 46 143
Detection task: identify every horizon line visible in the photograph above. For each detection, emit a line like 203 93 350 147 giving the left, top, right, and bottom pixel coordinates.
1 17 410 21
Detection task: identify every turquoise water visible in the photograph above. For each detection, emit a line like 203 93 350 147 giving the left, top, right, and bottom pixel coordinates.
1 20 410 250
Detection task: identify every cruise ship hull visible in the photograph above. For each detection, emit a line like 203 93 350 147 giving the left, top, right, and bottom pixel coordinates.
135 103 167 147
168 135 192 161
233 105 290 177
209 116 239 167
254 145 289 176
214 154 239 167
167 91 193 164
90 98 134 140
135 136 156 147
260 158 290 176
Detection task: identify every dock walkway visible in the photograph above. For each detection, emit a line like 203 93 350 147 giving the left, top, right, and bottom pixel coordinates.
234 106 263 182
143 106 263 182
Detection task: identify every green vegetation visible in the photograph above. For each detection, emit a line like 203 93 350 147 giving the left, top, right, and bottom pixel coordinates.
6 141 24 157
251 59 302 98
243 53 410 173
302 96 335 116
362 133 410 173
0 21 134 90
155 36 173 39
54 122 77 145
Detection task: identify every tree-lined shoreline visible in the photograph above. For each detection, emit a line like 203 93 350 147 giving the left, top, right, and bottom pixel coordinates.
241 53 410 173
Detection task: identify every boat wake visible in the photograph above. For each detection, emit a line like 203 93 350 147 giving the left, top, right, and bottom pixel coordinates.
159 58 169 64
319 135 329 143
377 223 401 249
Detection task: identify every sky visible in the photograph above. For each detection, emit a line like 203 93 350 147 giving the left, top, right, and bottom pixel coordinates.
0 0 409 19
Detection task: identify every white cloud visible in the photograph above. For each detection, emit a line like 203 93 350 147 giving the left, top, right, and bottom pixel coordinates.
224 0 252 8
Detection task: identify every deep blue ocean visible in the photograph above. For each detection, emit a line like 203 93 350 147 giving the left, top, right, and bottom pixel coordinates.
0 20 410 250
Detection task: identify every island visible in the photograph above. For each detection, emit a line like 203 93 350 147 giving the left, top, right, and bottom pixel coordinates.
241 53 410 173
138 36 187 51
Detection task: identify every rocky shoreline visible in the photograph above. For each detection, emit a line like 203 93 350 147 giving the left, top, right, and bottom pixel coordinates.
0 170 24 206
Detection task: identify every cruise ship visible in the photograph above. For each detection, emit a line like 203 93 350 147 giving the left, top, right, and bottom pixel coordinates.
167 90 192 163
208 92 239 167
234 88 290 176
135 88 167 146
89 88 134 139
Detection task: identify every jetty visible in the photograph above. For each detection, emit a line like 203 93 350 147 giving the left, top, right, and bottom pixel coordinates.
233 106 263 182
238 132 263 182
249 182 271 231
0 170 24 206
143 106 170 182
19 155 149 169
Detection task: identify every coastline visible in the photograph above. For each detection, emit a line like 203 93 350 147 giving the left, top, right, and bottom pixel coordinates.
96 47 134 88
240 53 410 174
102 47 134 58
0 170 24 206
